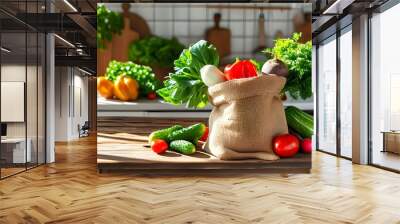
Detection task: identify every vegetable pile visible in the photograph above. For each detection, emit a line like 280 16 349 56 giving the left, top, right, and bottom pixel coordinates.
128 36 185 68
272 106 314 158
148 123 208 155
264 33 312 100
97 5 124 49
105 60 161 97
157 39 296 108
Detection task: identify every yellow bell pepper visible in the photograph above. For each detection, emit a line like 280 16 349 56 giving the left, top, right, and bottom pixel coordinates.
114 75 139 101
97 76 114 99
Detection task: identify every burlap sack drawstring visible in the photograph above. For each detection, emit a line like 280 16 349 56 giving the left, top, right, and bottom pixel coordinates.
204 75 288 160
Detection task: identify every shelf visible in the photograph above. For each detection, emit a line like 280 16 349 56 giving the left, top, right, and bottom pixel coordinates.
97 97 313 118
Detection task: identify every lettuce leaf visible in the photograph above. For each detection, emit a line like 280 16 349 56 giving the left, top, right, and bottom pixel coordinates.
157 40 219 108
264 33 312 100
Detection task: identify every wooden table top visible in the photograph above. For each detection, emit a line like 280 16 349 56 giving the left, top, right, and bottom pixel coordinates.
97 117 311 173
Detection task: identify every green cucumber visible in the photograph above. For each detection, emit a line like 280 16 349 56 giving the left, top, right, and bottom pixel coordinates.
148 125 183 143
170 140 196 155
285 106 314 138
168 123 206 143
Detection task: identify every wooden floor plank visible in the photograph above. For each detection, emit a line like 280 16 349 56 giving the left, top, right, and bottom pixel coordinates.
0 135 399 223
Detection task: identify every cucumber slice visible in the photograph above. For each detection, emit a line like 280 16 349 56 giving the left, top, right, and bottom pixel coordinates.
170 140 196 155
168 123 206 143
148 125 183 143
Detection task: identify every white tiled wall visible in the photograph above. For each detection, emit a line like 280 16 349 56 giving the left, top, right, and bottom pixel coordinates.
105 3 311 56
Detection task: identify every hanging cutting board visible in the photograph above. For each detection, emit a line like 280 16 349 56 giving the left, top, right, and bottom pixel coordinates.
206 13 231 59
254 13 266 52
112 17 139 62
97 41 112 76
122 3 151 38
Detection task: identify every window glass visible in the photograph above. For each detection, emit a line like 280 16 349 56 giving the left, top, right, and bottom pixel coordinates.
339 28 352 158
371 3 400 171
317 35 337 154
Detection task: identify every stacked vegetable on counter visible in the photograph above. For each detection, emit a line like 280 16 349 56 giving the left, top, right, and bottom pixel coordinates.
148 123 208 155
97 60 161 101
155 35 313 158
128 36 185 68
272 106 313 157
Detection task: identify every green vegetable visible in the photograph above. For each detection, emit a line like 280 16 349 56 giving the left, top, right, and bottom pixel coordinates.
148 125 183 143
157 40 219 108
97 4 124 49
128 36 185 68
105 60 161 96
168 123 206 143
264 33 312 100
285 106 313 138
169 140 196 155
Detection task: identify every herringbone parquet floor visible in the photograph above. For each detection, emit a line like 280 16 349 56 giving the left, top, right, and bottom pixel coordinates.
1 135 400 224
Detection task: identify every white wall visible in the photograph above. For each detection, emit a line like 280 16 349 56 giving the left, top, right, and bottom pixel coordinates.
55 67 89 141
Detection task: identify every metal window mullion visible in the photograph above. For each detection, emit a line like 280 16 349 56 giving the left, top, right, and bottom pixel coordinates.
367 11 373 165
25 0 28 171
0 17 2 179
336 27 341 157
315 44 319 151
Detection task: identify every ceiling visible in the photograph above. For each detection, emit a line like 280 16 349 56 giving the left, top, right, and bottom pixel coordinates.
311 0 389 43
0 0 96 74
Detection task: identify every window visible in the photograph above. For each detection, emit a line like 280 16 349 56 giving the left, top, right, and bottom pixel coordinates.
370 3 400 171
339 27 352 158
317 35 337 154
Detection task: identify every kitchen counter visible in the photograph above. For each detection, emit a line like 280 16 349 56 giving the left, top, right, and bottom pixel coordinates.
97 97 313 118
97 117 312 173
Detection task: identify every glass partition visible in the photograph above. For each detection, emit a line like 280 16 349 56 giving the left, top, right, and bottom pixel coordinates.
0 1 46 179
0 31 28 177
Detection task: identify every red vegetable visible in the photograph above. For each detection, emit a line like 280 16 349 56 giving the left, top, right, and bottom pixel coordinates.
224 60 258 80
147 92 157 100
199 126 209 142
151 139 168 154
273 134 299 158
301 138 312 153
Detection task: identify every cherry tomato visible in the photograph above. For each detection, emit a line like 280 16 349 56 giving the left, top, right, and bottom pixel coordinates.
273 134 299 158
301 138 312 153
151 139 168 154
199 126 209 142
224 60 258 80
147 92 157 100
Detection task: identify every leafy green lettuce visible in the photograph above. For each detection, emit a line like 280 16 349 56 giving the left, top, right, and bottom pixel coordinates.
105 60 161 96
264 33 312 100
97 5 124 49
128 36 185 68
157 40 219 108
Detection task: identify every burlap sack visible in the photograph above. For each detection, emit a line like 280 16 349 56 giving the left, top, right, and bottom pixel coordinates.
204 75 288 160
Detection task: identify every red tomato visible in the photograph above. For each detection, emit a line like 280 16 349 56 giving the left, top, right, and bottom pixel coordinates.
151 139 168 154
224 60 258 80
301 138 312 153
273 134 300 158
147 92 157 100
199 126 209 142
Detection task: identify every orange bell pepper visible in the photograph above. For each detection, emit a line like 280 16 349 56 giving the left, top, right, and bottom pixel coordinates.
114 75 139 101
97 76 114 99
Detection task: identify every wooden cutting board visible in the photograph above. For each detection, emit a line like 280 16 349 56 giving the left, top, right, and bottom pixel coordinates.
112 17 139 62
254 13 266 52
97 41 112 76
206 13 231 59
122 3 151 38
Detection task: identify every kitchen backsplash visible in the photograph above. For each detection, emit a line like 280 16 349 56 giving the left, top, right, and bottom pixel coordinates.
106 3 311 56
